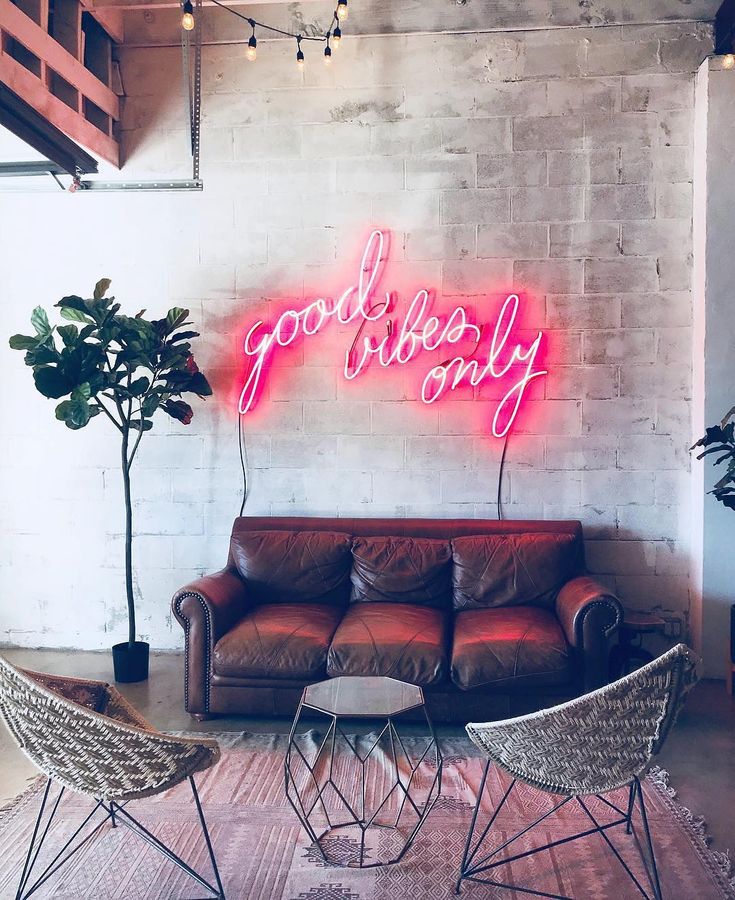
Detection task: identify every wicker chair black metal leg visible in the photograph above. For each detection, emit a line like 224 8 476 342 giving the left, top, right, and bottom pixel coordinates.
626 781 636 834
190 775 227 899
633 777 664 900
15 778 53 900
17 791 111 900
455 759 491 894
101 792 225 898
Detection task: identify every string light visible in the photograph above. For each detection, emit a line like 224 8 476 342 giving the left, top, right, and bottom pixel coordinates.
723 53 735 70
181 0 195 31
197 0 348 71
246 19 257 61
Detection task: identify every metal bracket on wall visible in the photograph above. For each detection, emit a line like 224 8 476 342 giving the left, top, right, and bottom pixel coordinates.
74 0 203 193
77 180 204 191
182 0 203 182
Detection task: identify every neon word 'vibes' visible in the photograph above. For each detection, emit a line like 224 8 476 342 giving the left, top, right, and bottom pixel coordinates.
238 230 546 438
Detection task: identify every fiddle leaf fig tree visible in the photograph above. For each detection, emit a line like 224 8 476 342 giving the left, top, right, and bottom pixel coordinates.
9 279 212 645
691 407 735 510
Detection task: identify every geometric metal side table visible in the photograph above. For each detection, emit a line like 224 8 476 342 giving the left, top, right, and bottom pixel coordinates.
284 675 442 868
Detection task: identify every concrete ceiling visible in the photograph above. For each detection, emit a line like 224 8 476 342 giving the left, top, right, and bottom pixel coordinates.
101 0 725 21
118 0 723 48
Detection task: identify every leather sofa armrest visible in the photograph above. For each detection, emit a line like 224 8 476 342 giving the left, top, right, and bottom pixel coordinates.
556 574 623 692
172 568 249 715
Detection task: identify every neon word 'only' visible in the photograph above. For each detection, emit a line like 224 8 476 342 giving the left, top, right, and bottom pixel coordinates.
238 230 546 437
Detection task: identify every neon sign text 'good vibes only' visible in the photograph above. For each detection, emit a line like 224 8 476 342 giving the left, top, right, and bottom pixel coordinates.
238 230 547 437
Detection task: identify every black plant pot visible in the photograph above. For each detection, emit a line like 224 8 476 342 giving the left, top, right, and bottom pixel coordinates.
112 640 150 683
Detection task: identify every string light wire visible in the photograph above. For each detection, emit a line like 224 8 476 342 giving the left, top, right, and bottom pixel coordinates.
188 0 346 58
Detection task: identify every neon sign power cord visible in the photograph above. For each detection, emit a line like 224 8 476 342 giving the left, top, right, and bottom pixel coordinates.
238 414 249 516
497 433 509 521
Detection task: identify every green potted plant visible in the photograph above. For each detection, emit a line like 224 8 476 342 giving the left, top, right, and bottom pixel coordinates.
9 279 212 682
691 407 735 509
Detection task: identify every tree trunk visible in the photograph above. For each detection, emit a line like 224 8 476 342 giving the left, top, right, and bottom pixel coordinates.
121 425 136 645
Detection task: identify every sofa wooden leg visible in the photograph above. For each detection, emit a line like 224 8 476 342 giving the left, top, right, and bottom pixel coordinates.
191 712 215 722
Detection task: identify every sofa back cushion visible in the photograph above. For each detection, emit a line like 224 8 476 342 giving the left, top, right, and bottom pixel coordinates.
230 530 352 606
451 532 583 611
350 536 452 608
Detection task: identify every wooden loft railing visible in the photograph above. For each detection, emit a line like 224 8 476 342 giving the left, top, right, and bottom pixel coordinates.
0 0 121 166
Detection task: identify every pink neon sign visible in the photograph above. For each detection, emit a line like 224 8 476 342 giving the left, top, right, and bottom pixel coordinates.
238 229 546 438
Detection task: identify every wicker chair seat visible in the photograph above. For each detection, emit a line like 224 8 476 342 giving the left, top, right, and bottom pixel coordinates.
465 643 698 796
0 658 219 801
458 644 699 899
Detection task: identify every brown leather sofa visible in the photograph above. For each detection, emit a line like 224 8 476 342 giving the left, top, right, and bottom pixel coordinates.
172 517 622 723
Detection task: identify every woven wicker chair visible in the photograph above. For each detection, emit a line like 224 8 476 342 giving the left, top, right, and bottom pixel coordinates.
0 656 225 899
456 643 699 900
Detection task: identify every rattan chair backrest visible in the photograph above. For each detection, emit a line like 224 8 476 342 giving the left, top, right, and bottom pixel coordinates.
0 656 219 800
466 643 699 796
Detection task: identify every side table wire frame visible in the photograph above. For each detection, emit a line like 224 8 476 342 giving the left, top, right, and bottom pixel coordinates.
284 698 443 868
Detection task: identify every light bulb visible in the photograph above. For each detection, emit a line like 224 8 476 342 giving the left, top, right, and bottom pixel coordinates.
247 35 257 61
324 45 332 65
181 0 194 30
333 25 341 47
724 53 735 70
296 48 305 68
337 0 347 21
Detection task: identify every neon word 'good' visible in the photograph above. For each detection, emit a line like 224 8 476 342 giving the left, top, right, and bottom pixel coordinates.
238 229 546 437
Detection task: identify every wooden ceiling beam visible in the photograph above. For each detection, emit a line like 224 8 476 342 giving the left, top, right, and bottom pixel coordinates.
0 0 121 167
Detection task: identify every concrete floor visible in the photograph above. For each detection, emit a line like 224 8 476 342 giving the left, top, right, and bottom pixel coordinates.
1 648 733 854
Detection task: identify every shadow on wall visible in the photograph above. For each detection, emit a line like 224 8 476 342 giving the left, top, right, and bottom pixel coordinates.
119 53 190 174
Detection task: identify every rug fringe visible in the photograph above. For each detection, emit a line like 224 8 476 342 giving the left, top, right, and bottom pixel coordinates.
0 774 45 826
648 765 735 895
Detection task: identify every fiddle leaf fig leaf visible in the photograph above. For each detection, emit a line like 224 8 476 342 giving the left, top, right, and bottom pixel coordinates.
127 376 150 397
57 324 79 347
55 396 98 429
60 306 93 323
9 334 38 351
31 306 52 338
169 330 199 343
94 278 112 300
33 366 73 399
187 371 213 397
129 417 154 431
165 307 190 333
141 394 160 417
24 344 59 366
57 296 91 315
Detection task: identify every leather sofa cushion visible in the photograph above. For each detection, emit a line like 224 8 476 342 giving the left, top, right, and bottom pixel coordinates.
451 533 582 610
451 607 573 691
350 536 452 608
230 530 352 606
327 602 448 687
213 603 342 679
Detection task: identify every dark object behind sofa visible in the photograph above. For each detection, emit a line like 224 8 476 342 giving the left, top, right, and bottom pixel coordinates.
172 517 622 723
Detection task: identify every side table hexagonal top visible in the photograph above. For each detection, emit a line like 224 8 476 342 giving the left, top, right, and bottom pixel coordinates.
284 676 443 868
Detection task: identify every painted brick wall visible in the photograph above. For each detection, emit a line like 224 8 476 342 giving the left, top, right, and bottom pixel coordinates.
0 21 711 649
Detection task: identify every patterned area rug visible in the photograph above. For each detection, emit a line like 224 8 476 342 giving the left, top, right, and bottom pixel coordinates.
0 732 732 899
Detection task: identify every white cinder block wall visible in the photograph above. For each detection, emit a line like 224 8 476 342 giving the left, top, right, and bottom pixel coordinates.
0 21 712 650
